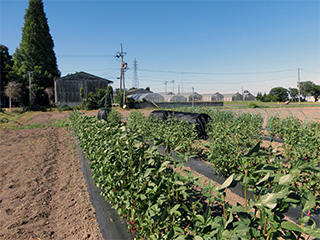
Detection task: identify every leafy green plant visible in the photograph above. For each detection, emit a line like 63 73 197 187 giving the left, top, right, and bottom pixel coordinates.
69 110 320 239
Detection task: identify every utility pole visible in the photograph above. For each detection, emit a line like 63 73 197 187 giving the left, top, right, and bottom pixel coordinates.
192 87 194 107
181 72 183 95
132 58 139 88
164 81 168 94
298 68 301 105
27 71 33 105
171 80 175 94
116 44 127 107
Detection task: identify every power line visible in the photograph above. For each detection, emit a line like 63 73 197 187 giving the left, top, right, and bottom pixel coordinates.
139 68 297 75
57 54 114 58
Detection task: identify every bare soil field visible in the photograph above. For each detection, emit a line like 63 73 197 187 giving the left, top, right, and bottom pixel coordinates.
0 107 319 239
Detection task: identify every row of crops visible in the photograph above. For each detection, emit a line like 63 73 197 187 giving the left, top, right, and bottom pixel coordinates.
69 108 320 239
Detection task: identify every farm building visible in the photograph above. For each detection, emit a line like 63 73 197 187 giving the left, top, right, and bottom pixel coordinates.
54 72 113 107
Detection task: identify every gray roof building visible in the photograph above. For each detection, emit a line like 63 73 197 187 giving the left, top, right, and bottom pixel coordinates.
54 72 113 107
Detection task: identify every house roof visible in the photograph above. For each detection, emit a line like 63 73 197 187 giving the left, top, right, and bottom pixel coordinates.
56 71 113 84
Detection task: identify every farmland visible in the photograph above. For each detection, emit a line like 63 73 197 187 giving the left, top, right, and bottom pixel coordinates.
70 106 320 239
1 106 320 239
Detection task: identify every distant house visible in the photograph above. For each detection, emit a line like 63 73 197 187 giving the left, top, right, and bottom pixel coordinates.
54 72 113 107
305 94 320 102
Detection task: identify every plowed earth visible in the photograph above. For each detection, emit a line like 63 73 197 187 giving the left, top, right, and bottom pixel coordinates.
0 112 103 240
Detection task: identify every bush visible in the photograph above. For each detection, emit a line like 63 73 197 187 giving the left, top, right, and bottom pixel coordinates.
248 102 260 108
107 109 122 126
58 105 73 112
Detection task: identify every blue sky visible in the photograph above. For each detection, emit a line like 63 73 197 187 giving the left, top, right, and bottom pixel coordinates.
1 0 319 95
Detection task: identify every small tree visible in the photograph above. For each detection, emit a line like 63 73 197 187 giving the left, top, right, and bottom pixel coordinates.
5 82 22 111
104 85 113 108
269 87 288 102
288 88 298 102
256 92 263 101
80 87 85 106
44 87 53 109
311 85 320 102
300 81 314 100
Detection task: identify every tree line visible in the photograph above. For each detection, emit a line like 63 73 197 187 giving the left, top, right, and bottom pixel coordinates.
0 0 59 110
256 83 320 103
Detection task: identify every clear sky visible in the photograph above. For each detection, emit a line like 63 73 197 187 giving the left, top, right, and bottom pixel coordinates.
1 0 319 95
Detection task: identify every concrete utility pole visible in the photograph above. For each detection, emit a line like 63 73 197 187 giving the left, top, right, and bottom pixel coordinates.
181 72 183 95
116 44 127 107
192 87 194 107
27 71 33 105
298 68 301 105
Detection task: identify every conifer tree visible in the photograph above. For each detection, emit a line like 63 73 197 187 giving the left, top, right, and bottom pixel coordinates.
12 0 60 107
0 45 14 108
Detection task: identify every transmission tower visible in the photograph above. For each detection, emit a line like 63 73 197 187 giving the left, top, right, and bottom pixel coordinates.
132 58 139 88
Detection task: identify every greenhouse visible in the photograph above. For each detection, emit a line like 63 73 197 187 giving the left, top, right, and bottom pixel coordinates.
128 93 165 102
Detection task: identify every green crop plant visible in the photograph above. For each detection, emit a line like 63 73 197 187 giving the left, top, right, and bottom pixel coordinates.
69 110 320 239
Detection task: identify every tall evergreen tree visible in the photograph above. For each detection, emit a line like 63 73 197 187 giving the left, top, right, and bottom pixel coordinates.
0 45 14 108
12 0 60 107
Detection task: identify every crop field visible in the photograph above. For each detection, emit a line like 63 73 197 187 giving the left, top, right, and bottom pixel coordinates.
70 107 320 239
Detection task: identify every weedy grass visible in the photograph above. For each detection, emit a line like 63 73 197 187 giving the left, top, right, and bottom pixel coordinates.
0 110 69 130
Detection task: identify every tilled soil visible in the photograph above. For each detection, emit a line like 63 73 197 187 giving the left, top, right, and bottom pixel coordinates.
0 126 103 240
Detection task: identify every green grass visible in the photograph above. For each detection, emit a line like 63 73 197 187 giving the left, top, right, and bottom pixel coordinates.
224 101 320 108
0 110 69 130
